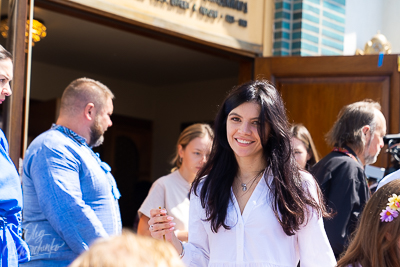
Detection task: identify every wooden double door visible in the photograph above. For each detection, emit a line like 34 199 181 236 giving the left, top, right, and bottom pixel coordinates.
250 55 400 168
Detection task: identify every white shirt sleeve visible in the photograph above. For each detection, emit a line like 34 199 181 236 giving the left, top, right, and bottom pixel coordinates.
298 173 336 266
297 211 337 266
182 193 210 267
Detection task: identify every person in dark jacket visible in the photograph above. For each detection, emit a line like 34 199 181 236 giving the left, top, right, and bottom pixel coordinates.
312 100 386 259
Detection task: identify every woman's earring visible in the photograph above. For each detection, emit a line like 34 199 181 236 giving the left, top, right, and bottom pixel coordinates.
179 157 182 163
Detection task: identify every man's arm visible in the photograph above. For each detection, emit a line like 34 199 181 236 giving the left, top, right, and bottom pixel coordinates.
28 144 108 254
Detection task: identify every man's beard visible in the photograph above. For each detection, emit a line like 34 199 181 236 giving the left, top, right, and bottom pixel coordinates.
364 136 380 165
88 117 104 148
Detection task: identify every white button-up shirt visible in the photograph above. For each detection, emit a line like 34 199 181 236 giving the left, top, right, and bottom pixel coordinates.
182 171 336 267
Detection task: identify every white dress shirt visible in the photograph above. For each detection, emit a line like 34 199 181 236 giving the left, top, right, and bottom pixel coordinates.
377 168 400 190
182 171 336 267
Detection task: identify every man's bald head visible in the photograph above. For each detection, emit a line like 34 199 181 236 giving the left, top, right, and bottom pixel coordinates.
60 78 114 117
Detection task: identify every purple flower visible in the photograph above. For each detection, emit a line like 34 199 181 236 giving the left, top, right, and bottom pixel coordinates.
380 207 399 222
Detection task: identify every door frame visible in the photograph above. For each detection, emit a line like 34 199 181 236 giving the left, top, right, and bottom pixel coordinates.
254 55 400 134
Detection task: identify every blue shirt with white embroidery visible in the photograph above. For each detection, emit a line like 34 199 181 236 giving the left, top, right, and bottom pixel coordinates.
22 124 121 266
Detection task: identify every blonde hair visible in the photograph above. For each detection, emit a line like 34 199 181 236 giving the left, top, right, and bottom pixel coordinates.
290 123 320 169
171 123 213 172
69 230 186 267
337 180 400 267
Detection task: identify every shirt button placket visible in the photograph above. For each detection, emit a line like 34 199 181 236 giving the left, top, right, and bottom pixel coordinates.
237 222 244 262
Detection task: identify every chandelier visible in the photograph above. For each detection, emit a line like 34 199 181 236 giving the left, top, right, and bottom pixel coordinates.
0 17 47 46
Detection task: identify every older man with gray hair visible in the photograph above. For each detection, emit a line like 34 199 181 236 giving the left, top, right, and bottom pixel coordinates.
312 100 386 258
22 78 121 266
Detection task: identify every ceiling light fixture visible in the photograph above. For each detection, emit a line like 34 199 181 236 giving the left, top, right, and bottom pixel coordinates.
0 17 47 46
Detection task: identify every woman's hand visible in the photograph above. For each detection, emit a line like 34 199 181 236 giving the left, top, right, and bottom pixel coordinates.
148 209 185 257
148 208 176 242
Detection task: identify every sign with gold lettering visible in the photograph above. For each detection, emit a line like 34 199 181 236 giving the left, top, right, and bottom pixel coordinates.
64 0 265 54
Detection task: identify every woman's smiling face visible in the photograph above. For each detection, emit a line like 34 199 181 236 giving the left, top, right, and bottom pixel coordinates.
226 101 269 160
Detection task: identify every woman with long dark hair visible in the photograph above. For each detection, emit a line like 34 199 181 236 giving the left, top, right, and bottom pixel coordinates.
148 80 335 266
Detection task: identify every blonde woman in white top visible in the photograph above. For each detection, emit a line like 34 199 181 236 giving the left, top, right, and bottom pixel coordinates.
147 80 335 267
137 123 213 242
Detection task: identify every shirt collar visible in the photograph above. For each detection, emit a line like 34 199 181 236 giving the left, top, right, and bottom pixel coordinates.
343 145 357 157
51 124 87 145
340 145 363 165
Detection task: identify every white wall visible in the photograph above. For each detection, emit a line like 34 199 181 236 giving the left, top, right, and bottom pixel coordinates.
344 0 383 55
382 0 400 54
344 0 400 55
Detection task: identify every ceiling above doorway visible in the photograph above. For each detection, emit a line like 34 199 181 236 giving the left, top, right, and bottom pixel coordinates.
1 5 241 87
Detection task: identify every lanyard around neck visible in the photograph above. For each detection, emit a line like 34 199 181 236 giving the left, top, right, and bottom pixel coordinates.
332 147 358 163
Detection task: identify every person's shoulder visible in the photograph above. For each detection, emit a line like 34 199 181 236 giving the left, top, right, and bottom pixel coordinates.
312 152 334 170
378 169 400 190
26 129 76 158
299 170 314 183
189 176 206 199
299 170 318 193
153 171 179 185
313 153 365 187
314 152 363 173
320 151 360 165
27 129 50 147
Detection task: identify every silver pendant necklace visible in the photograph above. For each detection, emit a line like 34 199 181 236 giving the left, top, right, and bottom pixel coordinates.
241 183 247 192
238 171 263 192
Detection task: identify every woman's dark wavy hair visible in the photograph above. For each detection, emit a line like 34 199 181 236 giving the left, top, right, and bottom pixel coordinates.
191 80 327 235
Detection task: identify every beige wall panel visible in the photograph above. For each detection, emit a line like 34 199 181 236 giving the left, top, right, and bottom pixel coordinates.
65 0 265 53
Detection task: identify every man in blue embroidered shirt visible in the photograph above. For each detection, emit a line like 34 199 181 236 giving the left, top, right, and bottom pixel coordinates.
22 78 122 266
